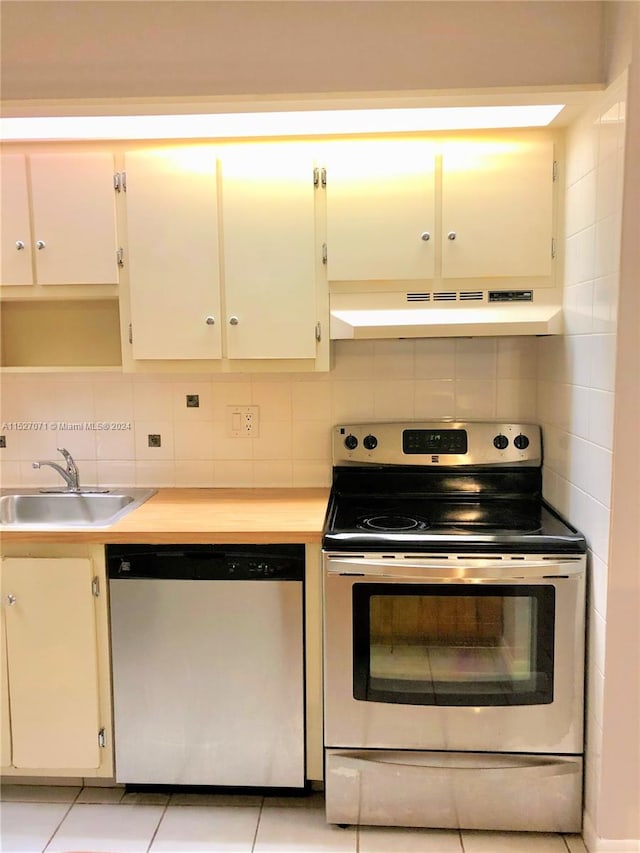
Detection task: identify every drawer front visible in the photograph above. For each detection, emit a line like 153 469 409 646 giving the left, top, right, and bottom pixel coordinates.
325 749 582 832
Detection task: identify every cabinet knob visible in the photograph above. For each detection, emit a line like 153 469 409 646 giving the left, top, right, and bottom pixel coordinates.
36 240 46 250
447 231 457 241
205 316 215 326
15 240 25 251
420 232 431 242
6 594 16 606
229 316 239 326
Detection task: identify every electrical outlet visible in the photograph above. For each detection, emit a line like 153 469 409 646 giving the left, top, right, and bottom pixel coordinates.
227 405 260 438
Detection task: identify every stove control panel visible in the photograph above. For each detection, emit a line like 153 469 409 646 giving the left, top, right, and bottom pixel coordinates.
334 421 541 466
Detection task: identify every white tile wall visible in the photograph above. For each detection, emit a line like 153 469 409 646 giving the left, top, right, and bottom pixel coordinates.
0 337 539 490
537 81 627 834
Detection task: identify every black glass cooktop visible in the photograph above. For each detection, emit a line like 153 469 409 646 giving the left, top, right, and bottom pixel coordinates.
322 466 586 554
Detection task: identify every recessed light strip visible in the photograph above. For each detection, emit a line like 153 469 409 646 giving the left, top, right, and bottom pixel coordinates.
0 105 564 141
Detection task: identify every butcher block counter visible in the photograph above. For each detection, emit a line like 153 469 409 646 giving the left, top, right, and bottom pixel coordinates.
0 487 330 544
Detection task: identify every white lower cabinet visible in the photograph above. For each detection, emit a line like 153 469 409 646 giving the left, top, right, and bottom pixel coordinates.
0 550 112 777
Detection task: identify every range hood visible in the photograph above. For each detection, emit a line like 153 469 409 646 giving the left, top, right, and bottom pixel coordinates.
329 289 563 340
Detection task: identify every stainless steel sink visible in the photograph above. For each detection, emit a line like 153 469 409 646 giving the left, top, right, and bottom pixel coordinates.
0 488 156 529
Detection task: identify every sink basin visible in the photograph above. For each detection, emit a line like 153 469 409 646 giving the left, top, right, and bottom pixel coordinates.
0 488 156 529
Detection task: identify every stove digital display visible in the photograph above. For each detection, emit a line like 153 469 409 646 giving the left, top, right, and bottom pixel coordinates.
403 429 468 455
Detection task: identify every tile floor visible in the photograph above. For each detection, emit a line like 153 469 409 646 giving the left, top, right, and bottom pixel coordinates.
0 785 589 853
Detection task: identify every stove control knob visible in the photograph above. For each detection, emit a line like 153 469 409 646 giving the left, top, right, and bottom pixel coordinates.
363 434 378 451
344 434 358 450
514 433 530 450
493 434 509 450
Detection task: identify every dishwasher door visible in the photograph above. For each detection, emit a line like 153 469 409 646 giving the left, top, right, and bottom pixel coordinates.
108 545 304 787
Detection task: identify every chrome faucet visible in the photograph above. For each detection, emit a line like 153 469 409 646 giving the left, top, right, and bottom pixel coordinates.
33 448 80 492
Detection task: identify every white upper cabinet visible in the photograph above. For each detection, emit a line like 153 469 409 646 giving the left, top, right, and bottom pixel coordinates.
1 154 32 286
325 141 436 282
124 147 222 360
123 143 324 368
1 152 120 286
220 144 319 360
441 139 554 279
323 135 555 285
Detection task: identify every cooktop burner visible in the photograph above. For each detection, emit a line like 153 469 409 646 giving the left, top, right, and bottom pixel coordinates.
358 515 431 532
346 500 542 533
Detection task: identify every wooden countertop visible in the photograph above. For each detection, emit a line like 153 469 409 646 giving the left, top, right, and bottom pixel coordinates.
0 488 331 545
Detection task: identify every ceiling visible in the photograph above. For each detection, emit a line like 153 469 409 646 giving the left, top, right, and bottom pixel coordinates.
1 1 605 111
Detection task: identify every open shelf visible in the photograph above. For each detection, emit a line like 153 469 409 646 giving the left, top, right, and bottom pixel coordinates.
1 299 122 370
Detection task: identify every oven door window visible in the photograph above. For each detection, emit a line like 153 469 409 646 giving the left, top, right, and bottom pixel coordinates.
352 584 555 706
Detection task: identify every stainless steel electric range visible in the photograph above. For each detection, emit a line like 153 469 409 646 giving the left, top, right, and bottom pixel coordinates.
322 421 586 833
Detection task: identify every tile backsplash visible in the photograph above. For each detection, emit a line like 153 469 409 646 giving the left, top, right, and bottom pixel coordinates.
0 336 537 489
537 79 626 836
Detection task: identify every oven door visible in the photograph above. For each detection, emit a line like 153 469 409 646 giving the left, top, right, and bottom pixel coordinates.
323 554 585 754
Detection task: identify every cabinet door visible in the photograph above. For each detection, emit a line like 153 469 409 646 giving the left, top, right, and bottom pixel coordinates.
325 141 436 282
29 152 119 285
0 153 34 285
221 144 318 359
1 557 101 770
441 139 554 279
125 148 222 360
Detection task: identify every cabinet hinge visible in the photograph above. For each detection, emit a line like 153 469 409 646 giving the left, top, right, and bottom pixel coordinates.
321 243 327 265
552 161 559 182
116 247 124 268
321 167 327 188
114 171 127 192
92 576 100 597
98 728 107 748
551 238 557 259
313 167 320 188
128 323 133 345
315 321 322 343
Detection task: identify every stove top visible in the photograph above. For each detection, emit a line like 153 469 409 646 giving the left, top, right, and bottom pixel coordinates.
322 421 586 555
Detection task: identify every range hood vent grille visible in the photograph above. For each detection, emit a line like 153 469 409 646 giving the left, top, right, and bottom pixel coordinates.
407 290 485 303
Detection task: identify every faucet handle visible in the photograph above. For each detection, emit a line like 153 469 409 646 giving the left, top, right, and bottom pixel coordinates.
57 447 77 468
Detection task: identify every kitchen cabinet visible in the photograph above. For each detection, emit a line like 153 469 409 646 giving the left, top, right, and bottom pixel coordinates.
220 144 319 360
324 135 555 285
122 143 327 370
0 549 112 776
0 151 120 287
440 139 554 280
124 147 222 360
0 150 122 371
325 140 437 282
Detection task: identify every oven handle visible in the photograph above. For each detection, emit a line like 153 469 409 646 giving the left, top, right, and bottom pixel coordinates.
325 556 584 581
332 750 580 779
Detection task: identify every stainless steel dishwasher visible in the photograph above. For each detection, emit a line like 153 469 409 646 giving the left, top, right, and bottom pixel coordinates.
107 544 305 788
